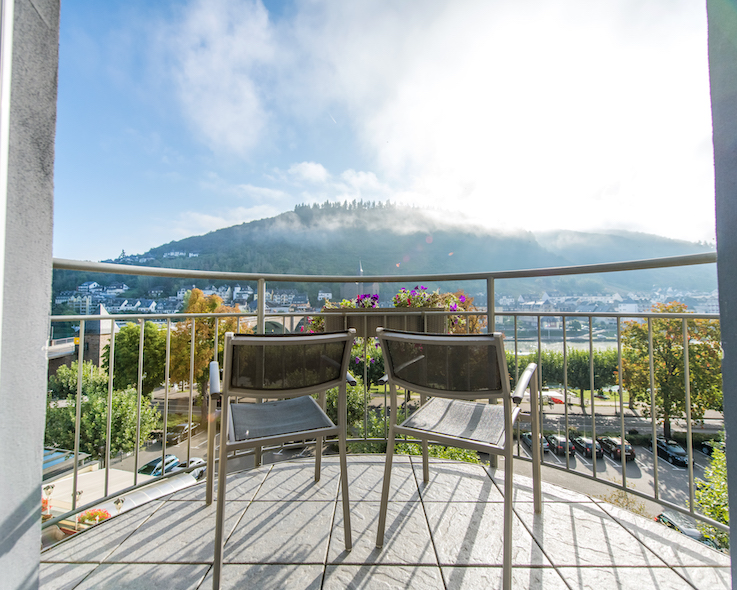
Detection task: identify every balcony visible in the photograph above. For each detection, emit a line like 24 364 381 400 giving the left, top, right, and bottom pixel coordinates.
40 456 729 589
39 253 730 588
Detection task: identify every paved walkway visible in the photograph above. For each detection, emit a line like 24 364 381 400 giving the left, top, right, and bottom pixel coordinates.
40 456 730 589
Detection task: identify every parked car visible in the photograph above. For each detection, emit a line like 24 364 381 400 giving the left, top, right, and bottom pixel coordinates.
546 434 575 456
184 457 206 481
572 436 603 458
699 439 724 456
520 431 550 453
137 454 181 477
166 422 198 446
655 510 720 550
598 436 636 461
651 436 688 466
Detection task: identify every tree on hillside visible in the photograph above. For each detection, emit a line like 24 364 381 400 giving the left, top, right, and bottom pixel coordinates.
45 361 160 458
102 321 166 395
169 289 243 421
622 302 722 439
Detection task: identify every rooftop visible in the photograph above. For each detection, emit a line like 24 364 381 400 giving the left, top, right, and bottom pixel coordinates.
40 456 729 590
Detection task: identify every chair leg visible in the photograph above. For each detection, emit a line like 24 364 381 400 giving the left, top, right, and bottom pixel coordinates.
422 439 429 483
502 450 513 590
205 394 217 506
338 431 352 551
315 436 322 482
375 426 396 547
212 401 231 590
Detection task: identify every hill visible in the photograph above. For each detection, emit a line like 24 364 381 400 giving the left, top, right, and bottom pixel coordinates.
54 202 717 300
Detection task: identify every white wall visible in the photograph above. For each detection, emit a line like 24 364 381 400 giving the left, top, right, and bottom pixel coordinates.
0 1 58 588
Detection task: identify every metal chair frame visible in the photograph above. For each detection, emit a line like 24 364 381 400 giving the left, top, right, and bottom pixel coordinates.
374 328 542 590
208 330 355 590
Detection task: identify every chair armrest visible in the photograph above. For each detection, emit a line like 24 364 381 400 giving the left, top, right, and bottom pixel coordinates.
346 372 357 387
378 374 388 385
512 363 537 404
209 361 221 400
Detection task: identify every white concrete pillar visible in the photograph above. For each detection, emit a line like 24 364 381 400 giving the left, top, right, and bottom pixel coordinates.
708 1 737 586
0 1 59 588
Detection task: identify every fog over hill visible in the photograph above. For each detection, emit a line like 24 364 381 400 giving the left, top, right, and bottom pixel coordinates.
140 202 716 295
55 202 716 299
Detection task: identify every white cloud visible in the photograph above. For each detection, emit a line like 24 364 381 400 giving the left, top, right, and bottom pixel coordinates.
169 204 283 239
165 0 715 242
288 161 330 183
167 0 276 156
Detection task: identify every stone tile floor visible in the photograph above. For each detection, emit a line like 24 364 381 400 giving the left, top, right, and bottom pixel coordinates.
40 456 730 589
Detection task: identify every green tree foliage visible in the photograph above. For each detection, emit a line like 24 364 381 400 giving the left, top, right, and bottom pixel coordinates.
45 362 160 458
566 348 618 408
102 321 166 395
622 302 722 439
49 361 108 399
695 443 729 548
323 378 365 430
350 339 385 386
505 348 617 408
169 289 242 421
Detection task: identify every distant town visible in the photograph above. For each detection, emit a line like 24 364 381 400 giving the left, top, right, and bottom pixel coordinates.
54 276 720 318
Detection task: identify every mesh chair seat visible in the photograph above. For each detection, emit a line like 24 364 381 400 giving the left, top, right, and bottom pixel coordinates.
400 397 506 447
230 396 334 441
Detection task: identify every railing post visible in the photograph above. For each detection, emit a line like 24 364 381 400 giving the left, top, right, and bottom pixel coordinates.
257 278 266 334
486 276 495 333
104 321 116 497
648 319 659 500
72 320 85 510
133 319 145 484
683 317 695 513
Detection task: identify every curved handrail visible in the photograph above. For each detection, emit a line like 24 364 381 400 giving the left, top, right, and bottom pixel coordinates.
53 251 717 283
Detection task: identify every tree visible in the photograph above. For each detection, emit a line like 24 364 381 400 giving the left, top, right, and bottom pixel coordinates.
567 348 618 409
622 302 722 439
45 362 160 458
102 321 166 395
49 361 108 399
169 289 242 420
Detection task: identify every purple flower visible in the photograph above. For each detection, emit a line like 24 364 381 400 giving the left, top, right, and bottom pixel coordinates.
450 303 458 311
459 295 466 303
370 358 375 364
410 290 417 296
355 357 360 364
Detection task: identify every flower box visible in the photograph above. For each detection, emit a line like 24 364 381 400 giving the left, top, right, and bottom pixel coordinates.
322 308 446 338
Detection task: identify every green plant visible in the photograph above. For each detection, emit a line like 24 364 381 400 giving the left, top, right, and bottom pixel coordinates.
695 435 729 548
393 442 480 464
78 508 111 524
597 479 649 518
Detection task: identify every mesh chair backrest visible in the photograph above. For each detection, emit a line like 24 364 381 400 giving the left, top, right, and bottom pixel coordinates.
379 330 508 399
223 331 353 398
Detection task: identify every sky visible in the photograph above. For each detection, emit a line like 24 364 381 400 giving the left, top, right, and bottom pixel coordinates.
53 0 716 262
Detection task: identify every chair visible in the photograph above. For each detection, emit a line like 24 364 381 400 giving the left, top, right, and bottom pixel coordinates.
208 330 356 590
374 329 541 590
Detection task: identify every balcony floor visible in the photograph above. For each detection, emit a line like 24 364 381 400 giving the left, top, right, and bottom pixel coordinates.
40 456 730 590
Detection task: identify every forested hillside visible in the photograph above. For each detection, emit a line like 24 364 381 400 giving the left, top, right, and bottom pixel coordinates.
53 201 716 299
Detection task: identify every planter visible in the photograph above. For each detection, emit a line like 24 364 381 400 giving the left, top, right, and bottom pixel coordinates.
322 308 447 338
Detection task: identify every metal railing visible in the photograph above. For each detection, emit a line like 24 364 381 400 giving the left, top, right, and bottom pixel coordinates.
45 252 726 537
